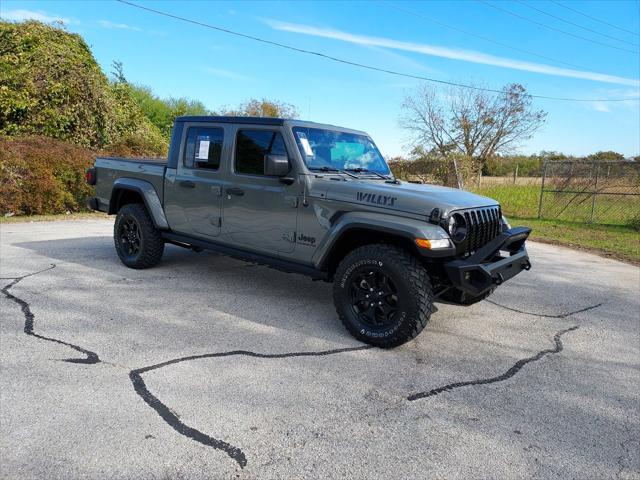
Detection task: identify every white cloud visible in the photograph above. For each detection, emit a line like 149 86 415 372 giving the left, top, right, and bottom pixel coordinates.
98 20 142 31
0 9 77 24
265 19 640 88
590 101 611 113
585 88 639 113
203 67 253 81
363 45 439 75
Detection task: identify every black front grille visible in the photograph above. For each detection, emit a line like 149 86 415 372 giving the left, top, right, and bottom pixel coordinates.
457 206 501 256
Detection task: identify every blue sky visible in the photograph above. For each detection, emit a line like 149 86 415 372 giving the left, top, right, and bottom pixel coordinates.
2 0 639 157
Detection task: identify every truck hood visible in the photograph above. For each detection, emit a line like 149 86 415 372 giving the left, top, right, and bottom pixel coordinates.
323 178 498 216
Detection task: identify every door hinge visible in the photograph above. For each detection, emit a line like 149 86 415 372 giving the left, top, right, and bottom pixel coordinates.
211 186 222 197
210 216 221 227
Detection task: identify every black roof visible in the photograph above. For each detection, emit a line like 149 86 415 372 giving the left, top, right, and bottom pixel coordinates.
174 116 368 135
175 116 286 125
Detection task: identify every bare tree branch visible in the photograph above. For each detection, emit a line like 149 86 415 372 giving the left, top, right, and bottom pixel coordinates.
400 83 547 168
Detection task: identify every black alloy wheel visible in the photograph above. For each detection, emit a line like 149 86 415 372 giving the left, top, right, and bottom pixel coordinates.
119 217 141 257
349 268 399 328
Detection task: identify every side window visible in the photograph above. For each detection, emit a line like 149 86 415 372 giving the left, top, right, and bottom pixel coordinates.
235 129 287 176
183 127 224 170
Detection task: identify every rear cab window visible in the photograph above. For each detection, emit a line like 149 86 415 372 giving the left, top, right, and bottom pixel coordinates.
183 127 224 170
235 129 288 176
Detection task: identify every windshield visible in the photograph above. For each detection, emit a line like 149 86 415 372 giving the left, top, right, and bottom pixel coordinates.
292 126 391 175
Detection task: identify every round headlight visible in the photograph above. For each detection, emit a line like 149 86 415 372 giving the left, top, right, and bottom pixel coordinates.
447 213 467 242
447 215 456 235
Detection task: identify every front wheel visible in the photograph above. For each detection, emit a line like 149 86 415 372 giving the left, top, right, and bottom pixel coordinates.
332 244 434 348
114 203 164 269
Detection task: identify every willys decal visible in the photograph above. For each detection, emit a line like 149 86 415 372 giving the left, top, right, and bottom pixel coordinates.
356 192 397 207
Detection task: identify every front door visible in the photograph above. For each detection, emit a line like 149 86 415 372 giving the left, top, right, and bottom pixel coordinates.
166 124 227 238
222 127 298 254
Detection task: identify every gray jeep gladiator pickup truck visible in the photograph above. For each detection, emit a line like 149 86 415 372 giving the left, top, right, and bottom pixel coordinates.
87 116 531 347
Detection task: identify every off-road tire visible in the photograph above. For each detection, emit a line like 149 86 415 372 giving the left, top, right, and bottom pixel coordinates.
442 286 496 306
114 203 164 269
332 244 433 348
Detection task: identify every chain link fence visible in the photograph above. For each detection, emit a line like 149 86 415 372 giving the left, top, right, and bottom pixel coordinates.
538 161 640 226
389 158 640 227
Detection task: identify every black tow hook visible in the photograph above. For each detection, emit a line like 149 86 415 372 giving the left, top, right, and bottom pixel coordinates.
522 260 532 271
494 273 504 285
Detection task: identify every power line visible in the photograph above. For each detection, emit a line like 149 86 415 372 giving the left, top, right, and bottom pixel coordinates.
479 0 639 54
550 0 640 37
381 0 593 70
115 0 638 103
515 0 639 48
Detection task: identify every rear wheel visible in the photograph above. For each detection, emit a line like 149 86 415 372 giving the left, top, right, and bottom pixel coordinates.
333 244 433 348
114 203 164 269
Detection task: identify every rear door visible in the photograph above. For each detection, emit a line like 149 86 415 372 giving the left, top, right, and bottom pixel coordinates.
221 126 298 254
164 122 228 238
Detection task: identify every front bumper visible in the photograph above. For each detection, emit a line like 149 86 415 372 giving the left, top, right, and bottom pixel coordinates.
444 226 531 296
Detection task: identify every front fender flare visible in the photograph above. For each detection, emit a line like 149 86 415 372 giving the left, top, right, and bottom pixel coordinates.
109 178 169 230
312 211 454 269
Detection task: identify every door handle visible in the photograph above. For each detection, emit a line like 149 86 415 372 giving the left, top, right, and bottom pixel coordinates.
179 180 196 188
226 187 245 196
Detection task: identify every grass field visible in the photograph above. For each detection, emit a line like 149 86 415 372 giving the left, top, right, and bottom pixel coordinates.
472 183 640 227
513 217 639 264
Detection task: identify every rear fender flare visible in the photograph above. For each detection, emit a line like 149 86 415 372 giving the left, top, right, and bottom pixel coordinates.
109 178 169 230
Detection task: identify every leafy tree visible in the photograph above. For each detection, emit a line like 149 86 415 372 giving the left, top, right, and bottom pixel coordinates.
538 150 569 162
219 98 299 118
587 151 625 161
400 83 547 170
128 84 210 138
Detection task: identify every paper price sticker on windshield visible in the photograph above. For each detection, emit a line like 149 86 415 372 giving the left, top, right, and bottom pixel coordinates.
296 132 314 157
197 140 210 160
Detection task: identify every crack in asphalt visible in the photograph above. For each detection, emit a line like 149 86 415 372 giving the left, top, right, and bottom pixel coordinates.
129 345 373 468
486 300 603 318
1 265 101 364
407 326 579 401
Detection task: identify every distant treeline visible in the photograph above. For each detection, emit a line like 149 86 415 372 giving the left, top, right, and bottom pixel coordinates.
388 150 638 178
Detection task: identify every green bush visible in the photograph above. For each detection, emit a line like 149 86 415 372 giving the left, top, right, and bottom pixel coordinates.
627 214 640 232
0 20 166 154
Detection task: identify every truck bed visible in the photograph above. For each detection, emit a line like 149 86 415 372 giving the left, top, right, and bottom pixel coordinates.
94 156 167 211
97 156 167 166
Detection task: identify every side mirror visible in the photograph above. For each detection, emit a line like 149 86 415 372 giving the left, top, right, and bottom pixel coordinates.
264 154 290 176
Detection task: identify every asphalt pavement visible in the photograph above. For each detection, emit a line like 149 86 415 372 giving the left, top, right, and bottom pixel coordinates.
0 218 638 479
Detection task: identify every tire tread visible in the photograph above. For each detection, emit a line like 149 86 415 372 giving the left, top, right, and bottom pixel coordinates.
114 203 164 269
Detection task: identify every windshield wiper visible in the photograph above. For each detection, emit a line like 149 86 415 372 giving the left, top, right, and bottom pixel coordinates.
346 168 395 181
309 166 358 178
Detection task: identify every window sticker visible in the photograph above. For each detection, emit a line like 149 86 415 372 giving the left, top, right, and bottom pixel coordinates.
196 139 210 160
296 132 315 157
